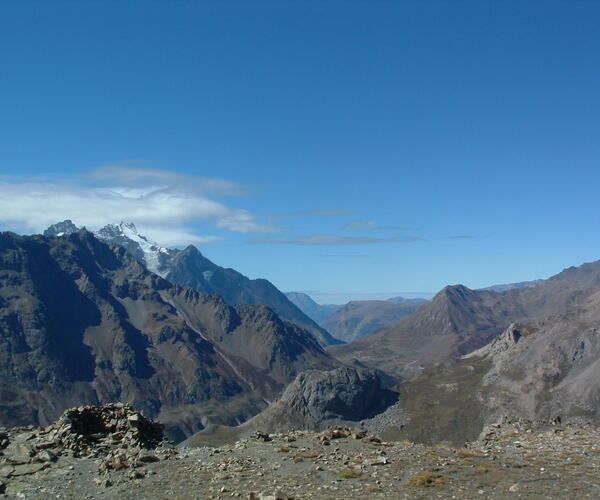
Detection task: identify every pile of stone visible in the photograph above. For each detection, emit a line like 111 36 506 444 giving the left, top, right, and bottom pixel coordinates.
315 427 367 444
0 403 175 477
50 403 165 455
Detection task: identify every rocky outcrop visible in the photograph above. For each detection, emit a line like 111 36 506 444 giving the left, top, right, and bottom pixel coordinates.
183 367 397 446
266 367 397 427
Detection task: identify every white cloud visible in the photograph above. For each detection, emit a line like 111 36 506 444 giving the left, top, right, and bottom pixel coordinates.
0 166 273 246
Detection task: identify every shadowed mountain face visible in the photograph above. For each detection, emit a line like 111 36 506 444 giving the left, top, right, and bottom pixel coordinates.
0 230 338 441
166 246 341 347
330 260 600 381
323 299 427 342
44 221 340 347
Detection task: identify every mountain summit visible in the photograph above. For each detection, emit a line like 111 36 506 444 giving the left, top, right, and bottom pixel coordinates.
95 221 172 276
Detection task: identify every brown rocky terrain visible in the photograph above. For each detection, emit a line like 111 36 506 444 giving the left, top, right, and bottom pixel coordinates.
0 230 339 441
2 404 599 499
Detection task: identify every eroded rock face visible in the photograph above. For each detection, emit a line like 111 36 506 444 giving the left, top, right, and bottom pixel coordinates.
279 367 394 422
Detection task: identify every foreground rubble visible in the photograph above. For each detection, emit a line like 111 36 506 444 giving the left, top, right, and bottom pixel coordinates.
1 407 600 499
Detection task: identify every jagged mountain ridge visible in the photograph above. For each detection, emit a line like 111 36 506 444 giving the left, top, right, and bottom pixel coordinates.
478 279 543 293
0 229 339 441
42 221 341 347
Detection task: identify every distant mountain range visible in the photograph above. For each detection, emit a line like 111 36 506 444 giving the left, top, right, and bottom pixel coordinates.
284 292 341 324
286 291 427 342
322 299 427 342
44 221 340 347
0 229 339 440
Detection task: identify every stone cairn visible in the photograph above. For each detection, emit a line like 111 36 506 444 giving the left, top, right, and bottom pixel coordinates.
0 403 175 474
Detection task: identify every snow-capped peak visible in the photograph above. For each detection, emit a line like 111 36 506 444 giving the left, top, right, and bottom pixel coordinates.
95 221 170 276
43 220 172 277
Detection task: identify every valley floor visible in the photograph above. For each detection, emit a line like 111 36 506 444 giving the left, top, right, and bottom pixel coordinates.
3 420 600 499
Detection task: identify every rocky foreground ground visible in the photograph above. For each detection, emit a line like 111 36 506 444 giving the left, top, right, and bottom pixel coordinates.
1 406 600 499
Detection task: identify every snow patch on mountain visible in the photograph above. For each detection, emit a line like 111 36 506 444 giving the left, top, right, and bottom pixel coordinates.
97 222 169 276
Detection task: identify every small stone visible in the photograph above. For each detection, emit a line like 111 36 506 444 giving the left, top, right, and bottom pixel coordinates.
129 469 145 479
37 450 58 462
94 477 113 487
509 483 520 492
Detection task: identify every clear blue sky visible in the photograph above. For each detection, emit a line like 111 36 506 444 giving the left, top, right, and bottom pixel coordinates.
1 1 600 303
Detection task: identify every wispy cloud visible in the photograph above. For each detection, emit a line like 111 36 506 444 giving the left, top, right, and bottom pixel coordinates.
89 165 247 196
371 225 417 232
249 234 424 245
289 208 351 217
0 165 273 246
342 220 417 232
447 234 475 240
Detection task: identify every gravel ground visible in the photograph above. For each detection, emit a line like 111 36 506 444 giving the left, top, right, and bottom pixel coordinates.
2 421 600 499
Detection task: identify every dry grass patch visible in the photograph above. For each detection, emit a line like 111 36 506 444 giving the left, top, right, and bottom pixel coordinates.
337 468 363 479
408 471 451 487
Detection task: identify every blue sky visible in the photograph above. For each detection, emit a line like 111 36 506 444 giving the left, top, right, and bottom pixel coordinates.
1 1 600 303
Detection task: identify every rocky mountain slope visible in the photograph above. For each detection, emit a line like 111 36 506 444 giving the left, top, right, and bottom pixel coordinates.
0 229 339 441
330 259 600 381
285 292 341 325
43 221 340 347
323 299 427 342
